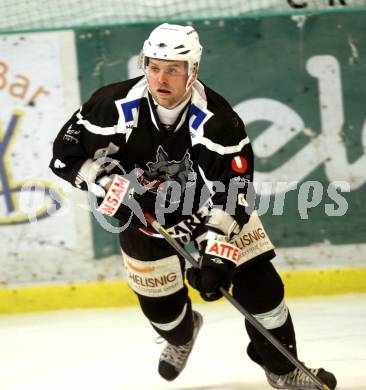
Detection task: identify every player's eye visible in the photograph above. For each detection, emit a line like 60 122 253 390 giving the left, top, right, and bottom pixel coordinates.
166 68 177 75
149 65 160 73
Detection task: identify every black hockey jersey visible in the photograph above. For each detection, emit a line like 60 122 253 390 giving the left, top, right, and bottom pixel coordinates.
50 76 254 229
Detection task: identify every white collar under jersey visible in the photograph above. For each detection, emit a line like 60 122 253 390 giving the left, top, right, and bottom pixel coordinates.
154 94 192 126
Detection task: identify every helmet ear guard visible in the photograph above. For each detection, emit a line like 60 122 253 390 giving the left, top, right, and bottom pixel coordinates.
140 23 202 77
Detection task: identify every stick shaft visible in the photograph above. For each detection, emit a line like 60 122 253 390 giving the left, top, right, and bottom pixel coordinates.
144 213 330 390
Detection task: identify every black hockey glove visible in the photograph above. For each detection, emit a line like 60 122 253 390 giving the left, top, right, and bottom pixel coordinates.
187 208 242 301
187 237 240 301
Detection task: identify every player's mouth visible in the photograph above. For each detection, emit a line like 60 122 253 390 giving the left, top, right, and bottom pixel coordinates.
157 88 171 96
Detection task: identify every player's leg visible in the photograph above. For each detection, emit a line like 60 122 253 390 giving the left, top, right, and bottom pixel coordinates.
232 260 337 389
233 260 297 373
119 228 202 381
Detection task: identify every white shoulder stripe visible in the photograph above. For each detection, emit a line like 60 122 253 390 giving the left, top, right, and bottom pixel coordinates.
198 136 250 155
76 110 117 135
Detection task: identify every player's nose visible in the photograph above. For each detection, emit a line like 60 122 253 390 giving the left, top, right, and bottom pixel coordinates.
157 70 168 84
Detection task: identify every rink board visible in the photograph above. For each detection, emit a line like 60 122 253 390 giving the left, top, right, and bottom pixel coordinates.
1 267 365 314
0 13 365 304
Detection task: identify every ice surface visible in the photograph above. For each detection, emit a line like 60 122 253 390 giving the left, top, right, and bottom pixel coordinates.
0 294 365 390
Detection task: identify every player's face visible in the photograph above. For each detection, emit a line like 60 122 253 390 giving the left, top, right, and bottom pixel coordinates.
146 59 194 108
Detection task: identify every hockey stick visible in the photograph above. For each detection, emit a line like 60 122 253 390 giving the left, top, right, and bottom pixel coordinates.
144 212 331 390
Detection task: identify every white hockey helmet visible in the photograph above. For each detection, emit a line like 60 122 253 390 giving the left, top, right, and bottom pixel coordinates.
140 23 202 76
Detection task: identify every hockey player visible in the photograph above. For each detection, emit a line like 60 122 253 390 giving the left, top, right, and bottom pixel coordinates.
50 23 337 389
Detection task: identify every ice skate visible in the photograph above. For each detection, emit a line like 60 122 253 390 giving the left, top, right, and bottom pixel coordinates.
264 365 337 390
158 311 203 381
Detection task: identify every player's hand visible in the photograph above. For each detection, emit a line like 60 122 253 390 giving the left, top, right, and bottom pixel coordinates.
187 265 231 301
186 238 240 301
95 173 148 227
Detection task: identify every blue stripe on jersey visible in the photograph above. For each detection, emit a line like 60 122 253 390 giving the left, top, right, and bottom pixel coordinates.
121 98 141 122
189 103 207 130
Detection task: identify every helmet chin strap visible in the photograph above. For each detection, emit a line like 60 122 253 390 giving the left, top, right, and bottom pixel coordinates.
185 74 194 91
170 88 192 109
186 62 199 90
166 73 196 109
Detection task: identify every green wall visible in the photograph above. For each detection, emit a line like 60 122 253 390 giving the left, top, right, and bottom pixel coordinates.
76 12 366 258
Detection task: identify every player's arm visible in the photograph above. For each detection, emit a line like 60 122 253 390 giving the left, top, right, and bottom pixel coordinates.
197 111 254 238
188 111 254 300
49 86 123 190
49 108 90 184
49 86 150 226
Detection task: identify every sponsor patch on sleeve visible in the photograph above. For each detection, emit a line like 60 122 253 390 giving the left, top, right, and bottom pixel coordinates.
205 239 241 264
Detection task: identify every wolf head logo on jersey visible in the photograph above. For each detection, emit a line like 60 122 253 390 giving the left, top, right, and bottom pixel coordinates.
136 146 196 201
